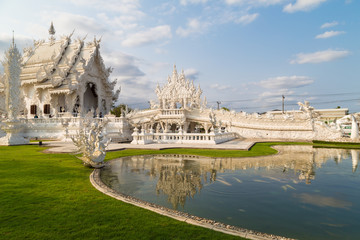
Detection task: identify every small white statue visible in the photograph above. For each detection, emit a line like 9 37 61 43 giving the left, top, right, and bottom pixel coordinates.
209 109 217 127
298 101 318 119
71 118 110 168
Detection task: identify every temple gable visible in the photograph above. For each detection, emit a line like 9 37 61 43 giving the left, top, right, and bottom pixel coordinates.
18 24 119 118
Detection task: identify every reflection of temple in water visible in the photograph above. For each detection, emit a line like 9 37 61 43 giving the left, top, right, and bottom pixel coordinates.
351 150 359 173
106 146 357 208
156 164 203 209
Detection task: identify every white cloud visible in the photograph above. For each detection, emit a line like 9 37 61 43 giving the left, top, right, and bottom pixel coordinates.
155 48 168 55
255 75 314 108
122 25 172 47
180 0 208 5
97 13 139 31
102 51 145 77
259 76 314 89
66 0 144 34
42 12 108 38
321 21 339 28
235 13 259 25
260 89 294 98
291 49 350 64
176 19 210 37
210 83 231 91
154 2 176 15
283 0 327 13
225 0 286 7
184 68 199 80
259 89 295 105
67 0 144 16
315 30 345 39
101 51 148 105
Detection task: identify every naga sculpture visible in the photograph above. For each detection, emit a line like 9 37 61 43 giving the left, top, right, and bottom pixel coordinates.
71 118 111 168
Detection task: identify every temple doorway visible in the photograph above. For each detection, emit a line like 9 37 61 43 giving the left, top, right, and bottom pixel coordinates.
83 82 98 113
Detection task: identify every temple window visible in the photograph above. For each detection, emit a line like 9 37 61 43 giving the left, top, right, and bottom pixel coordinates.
30 105 37 115
43 104 50 114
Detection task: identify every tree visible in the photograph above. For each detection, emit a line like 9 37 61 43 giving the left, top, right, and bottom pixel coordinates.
221 107 230 112
111 104 132 117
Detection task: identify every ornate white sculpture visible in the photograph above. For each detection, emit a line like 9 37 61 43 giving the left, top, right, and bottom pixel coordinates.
351 115 359 140
2 37 22 120
209 109 217 127
0 36 29 145
71 118 110 168
298 101 319 119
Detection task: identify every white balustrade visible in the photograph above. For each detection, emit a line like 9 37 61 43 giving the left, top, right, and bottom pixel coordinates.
160 109 185 116
131 129 236 145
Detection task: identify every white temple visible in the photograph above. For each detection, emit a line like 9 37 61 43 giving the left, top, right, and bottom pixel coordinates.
129 65 235 144
19 23 119 118
0 23 359 145
0 24 123 144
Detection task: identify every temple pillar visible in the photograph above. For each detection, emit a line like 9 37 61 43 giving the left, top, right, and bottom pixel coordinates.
163 99 167 109
188 122 196 133
204 123 209 134
183 122 189 133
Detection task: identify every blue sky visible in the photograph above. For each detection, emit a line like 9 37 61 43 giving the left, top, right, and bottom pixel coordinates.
0 0 359 112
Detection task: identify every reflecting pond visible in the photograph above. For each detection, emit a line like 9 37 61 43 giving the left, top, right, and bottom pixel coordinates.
100 146 360 239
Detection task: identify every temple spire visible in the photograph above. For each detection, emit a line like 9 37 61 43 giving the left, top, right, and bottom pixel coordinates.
2 36 22 121
12 30 14 47
171 64 178 83
49 21 56 35
48 22 56 44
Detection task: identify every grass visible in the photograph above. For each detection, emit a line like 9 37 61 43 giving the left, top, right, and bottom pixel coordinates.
0 141 316 240
312 140 360 149
105 142 311 160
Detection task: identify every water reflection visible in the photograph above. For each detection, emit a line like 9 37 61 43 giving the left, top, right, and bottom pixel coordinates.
156 163 203 208
102 146 357 209
351 149 358 172
293 193 352 209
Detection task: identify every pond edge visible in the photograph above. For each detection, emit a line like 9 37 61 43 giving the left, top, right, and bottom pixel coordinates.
90 163 294 240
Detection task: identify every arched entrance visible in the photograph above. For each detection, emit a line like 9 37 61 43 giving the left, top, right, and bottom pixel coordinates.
83 82 98 113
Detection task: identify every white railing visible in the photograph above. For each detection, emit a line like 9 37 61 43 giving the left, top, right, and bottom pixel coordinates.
131 130 236 145
160 109 185 116
19 116 110 125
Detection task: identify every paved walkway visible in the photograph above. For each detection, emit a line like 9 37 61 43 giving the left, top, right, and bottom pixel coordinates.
41 138 256 153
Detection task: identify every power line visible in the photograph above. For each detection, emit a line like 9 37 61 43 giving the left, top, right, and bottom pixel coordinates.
208 91 360 104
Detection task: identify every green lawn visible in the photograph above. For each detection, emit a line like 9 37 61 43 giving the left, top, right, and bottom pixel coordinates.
0 142 316 240
312 140 360 149
105 142 311 160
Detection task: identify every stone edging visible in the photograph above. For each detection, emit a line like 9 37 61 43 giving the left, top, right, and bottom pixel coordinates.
90 167 294 240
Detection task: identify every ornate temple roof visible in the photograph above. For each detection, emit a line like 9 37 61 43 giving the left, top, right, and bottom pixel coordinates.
0 77 3 92
156 65 202 101
19 23 117 97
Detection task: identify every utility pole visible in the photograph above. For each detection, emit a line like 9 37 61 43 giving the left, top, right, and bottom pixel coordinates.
216 101 221 110
282 95 285 113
